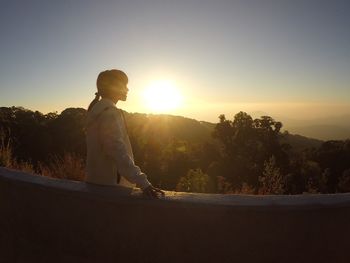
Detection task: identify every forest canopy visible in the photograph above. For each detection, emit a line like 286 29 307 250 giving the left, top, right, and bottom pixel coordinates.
1 106 350 194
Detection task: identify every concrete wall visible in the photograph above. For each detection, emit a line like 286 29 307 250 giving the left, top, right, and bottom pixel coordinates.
1 167 350 263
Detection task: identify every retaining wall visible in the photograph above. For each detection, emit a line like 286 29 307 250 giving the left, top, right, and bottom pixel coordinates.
1 167 350 263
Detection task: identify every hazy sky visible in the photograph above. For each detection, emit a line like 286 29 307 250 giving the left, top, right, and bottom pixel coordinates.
1 0 349 122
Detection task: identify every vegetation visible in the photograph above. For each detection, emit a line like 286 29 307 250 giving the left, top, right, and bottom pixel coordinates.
1 106 350 194
176 168 213 193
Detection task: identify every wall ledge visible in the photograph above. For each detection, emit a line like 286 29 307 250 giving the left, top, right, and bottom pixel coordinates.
1 167 350 207
1 167 350 263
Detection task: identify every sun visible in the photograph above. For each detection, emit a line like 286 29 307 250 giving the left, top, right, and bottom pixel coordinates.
142 80 183 112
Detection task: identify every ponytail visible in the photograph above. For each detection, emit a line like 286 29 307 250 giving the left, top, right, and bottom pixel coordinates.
87 92 101 112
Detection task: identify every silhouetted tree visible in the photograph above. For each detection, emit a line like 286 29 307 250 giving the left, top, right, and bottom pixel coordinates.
213 112 290 191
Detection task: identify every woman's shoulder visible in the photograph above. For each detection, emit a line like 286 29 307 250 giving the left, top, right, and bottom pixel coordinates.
99 106 119 120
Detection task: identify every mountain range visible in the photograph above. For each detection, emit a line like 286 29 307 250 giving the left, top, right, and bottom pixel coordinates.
249 111 350 141
125 112 324 152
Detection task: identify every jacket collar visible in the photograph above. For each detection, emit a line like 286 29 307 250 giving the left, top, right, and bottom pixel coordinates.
99 98 117 108
86 98 118 127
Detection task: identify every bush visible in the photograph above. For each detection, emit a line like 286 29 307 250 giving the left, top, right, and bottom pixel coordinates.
0 135 35 173
176 168 213 193
259 156 284 194
0 133 84 181
39 152 85 181
338 169 350 192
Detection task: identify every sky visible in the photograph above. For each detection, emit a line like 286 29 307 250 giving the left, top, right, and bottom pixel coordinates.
0 0 349 123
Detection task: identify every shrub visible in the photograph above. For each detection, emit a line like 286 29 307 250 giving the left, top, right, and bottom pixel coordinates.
176 168 213 193
0 135 35 174
259 156 284 194
39 152 85 181
0 137 13 168
338 169 350 192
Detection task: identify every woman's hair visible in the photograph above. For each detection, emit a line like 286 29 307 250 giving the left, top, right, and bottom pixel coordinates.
97 69 128 91
87 92 101 112
87 69 128 112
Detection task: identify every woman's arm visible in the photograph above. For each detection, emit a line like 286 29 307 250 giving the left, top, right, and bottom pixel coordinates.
98 110 151 190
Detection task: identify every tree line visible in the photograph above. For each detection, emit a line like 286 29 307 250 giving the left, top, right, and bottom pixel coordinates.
0 106 349 194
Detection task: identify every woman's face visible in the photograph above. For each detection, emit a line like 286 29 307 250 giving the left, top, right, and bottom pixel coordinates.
116 84 129 101
102 83 129 103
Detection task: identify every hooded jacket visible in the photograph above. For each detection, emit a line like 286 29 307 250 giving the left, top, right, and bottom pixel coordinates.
85 98 151 190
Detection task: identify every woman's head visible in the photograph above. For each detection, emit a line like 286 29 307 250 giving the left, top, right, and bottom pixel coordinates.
97 69 129 101
88 69 129 111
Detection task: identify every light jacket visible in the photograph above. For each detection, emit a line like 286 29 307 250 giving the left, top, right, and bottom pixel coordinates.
85 98 151 190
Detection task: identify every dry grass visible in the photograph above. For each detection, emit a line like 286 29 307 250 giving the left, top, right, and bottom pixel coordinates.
38 152 85 181
0 135 85 181
0 138 13 168
0 137 35 174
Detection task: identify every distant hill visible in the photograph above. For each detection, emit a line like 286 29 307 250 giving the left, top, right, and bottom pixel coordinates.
125 112 325 151
281 133 323 151
124 112 216 144
286 125 350 141
252 113 350 141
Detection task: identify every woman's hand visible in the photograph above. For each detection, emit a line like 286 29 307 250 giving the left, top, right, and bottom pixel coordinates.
143 185 165 199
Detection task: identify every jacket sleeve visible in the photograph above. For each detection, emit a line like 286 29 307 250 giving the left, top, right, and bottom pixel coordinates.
98 110 151 190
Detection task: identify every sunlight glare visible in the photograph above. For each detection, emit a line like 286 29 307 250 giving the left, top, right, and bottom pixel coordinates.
142 80 183 112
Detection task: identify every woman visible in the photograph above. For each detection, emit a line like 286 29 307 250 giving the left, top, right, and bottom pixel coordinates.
85 69 164 198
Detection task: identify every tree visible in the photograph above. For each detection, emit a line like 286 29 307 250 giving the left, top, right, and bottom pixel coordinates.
259 156 284 194
316 140 350 192
213 112 290 191
48 108 87 157
176 168 213 193
338 169 350 193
